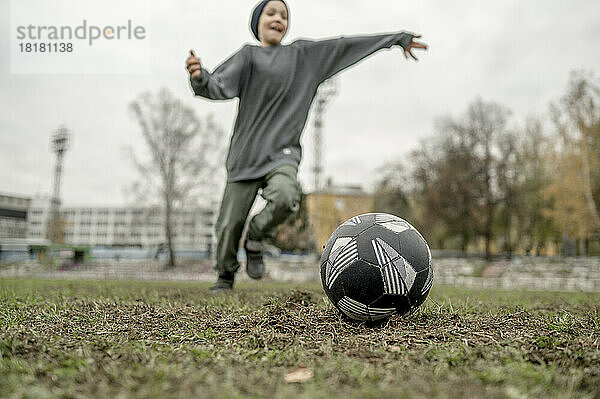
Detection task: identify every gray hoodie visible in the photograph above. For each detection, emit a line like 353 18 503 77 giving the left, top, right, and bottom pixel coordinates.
190 32 414 182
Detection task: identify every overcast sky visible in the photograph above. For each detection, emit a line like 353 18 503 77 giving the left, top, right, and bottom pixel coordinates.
1 0 599 206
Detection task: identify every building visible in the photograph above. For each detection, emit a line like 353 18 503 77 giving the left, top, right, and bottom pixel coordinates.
0 192 31 239
26 198 216 251
0 193 50 261
0 191 217 262
306 185 374 251
25 196 51 241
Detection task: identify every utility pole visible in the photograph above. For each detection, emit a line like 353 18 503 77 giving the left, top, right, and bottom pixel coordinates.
47 125 70 243
312 79 338 193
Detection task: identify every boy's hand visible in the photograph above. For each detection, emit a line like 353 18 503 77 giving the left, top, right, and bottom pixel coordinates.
186 50 202 79
404 34 428 61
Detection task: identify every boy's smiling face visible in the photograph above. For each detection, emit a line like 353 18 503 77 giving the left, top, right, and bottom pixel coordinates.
258 1 288 47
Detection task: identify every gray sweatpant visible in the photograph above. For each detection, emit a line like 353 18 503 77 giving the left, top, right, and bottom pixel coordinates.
214 164 301 276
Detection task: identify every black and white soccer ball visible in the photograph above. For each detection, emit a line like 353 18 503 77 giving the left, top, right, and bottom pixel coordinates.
320 213 433 321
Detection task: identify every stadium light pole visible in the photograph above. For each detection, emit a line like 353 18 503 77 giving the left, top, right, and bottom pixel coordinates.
47 125 70 243
312 79 338 193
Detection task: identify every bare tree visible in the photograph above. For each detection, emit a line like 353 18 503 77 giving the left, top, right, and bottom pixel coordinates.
129 88 224 267
411 123 481 253
493 124 554 257
413 99 509 258
462 99 510 259
494 130 519 256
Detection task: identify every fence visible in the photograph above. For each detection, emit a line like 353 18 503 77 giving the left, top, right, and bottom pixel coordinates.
435 275 600 292
2 256 600 292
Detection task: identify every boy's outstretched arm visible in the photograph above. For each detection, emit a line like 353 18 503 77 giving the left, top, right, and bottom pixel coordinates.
298 32 427 83
186 47 248 100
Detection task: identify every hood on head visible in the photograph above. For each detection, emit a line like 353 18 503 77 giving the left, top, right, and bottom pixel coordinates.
250 0 289 42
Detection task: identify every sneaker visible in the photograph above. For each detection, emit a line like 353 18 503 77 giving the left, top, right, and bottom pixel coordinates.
244 238 265 280
209 275 234 292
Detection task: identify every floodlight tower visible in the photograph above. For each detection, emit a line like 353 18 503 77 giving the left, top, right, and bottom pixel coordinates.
47 125 70 243
312 78 338 193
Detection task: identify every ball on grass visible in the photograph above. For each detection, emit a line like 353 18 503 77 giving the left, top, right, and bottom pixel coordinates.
320 213 433 321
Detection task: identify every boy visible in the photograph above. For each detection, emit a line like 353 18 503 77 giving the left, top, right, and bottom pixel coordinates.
186 0 427 291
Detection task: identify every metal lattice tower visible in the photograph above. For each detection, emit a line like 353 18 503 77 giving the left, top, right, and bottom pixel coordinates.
312 79 338 193
47 125 70 243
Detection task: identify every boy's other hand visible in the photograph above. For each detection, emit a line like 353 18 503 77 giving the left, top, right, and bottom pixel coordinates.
404 34 428 61
186 50 202 79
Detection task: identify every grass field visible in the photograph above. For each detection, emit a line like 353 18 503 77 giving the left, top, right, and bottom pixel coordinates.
1 278 599 398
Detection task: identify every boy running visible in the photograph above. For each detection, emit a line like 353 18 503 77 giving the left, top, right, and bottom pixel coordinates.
186 0 427 291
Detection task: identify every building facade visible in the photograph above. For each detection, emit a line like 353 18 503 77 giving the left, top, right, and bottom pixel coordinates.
0 193 31 239
26 200 216 251
306 185 374 251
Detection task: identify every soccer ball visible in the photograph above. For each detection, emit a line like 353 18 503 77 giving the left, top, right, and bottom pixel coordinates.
320 213 433 321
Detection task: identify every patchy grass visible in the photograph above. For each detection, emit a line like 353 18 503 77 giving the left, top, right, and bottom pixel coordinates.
1 278 599 398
